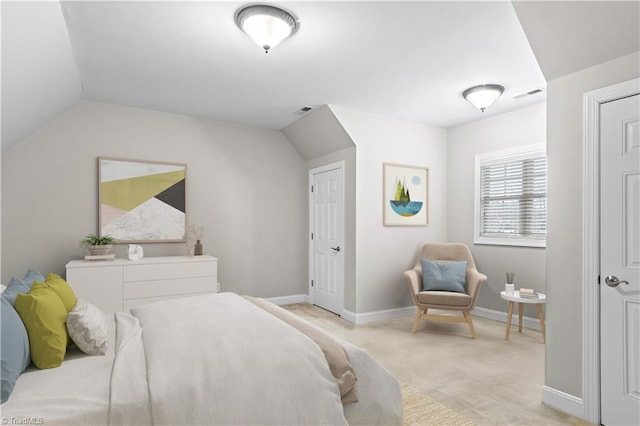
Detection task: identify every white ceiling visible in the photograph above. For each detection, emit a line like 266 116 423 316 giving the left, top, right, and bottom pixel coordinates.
512 0 640 81
1 1 83 151
61 0 547 126
1 1 638 153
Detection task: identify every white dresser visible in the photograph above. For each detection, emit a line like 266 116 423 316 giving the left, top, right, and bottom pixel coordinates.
65 255 218 313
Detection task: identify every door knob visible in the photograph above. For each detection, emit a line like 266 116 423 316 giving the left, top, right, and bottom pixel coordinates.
604 275 629 287
330 246 341 252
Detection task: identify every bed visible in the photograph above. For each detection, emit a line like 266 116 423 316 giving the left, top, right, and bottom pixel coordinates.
2 292 403 425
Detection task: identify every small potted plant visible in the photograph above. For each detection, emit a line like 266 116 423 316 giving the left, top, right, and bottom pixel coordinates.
505 272 515 295
80 233 117 255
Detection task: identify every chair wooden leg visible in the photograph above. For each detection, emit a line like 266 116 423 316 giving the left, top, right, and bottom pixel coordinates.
412 309 425 333
463 311 477 339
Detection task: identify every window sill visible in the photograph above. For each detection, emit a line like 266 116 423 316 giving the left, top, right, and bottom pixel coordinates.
473 237 546 248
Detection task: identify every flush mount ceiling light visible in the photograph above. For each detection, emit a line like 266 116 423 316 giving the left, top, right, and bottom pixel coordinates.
462 84 505 112
235 4 298 53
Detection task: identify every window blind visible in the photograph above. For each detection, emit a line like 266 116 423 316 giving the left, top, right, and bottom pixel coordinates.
479 153 547 240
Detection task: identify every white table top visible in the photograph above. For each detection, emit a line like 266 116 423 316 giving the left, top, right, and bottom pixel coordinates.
500 290 546 304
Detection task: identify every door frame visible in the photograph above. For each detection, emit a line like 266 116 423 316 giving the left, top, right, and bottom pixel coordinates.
583 77 640 424
308 161 345 313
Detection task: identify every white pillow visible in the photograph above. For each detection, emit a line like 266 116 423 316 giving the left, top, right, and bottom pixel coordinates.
66 299 108 355
0 283 6 293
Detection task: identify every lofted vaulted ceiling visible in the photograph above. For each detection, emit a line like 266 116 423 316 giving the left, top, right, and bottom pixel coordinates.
2 1 638 153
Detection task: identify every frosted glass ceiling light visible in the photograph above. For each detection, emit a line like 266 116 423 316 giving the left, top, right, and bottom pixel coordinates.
463 84 505 112
235 5 298 53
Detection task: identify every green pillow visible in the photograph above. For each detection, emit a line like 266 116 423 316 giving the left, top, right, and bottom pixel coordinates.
14 282 68 369
44 273 77 312
421 259 468 293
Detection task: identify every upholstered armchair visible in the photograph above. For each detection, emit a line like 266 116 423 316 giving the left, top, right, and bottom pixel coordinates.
403 243 487 339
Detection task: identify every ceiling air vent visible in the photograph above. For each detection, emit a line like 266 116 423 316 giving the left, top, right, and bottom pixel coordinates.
513 88 544 99
293 105 314 115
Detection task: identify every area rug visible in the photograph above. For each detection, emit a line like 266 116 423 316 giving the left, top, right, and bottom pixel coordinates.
402 382 476 425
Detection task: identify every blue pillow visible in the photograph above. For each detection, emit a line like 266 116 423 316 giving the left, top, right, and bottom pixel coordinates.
2 277 31 306
1 296 31 403
420 259 468 293
23 269 45 286
1 270 45 306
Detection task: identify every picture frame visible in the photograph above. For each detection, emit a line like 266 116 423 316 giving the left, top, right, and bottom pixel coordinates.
98 157 187 243
383 163 428 226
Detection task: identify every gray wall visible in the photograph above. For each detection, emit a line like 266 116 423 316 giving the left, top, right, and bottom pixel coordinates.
1 100 308 299
0 152 2 280
282 106 357 312
331 105 449 313
282 106 355 161
307 147 357 312
545 51 640 398
447 102 547 317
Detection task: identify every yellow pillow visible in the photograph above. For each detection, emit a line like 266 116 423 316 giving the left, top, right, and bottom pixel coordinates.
44 273 77 312
14 282 68 369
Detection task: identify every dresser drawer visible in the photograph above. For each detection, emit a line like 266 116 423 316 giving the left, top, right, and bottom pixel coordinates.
124 292 213 311
123 260 216 282
66 264 123 314
123 276 216 299
66 255 218 313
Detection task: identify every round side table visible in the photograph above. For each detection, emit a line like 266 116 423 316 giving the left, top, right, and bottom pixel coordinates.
500 290 547 343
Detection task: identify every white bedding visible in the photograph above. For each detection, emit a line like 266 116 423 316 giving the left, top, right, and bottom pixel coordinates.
2 292 402 425
2 316 117 424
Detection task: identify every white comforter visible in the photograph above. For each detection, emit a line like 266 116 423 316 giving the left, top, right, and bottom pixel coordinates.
126 292 348 425
2 292 402 425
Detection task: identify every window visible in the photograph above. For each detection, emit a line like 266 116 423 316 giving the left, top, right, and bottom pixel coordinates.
474 144 546 247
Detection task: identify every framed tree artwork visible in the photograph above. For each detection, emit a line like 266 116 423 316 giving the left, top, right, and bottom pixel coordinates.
98 157 187 242
383 163 428 226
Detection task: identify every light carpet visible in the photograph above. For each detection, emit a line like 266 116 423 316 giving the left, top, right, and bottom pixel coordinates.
402 382 476 426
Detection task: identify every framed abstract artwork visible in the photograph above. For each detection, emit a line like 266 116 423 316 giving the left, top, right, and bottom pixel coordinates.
98 157 187 242
383 163 428 226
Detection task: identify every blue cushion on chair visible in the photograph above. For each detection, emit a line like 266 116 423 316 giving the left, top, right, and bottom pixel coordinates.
1 296 31 403
420 259 467 293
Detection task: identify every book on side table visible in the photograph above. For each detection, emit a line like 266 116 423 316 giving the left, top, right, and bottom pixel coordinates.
518 288 539 298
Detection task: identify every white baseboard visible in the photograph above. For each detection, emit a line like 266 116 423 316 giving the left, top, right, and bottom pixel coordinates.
542 386 584 419
266 294 309 306
268 294 415 324
472 306 542 331
341 306 416 325
345 304 544 327
269 296 542 331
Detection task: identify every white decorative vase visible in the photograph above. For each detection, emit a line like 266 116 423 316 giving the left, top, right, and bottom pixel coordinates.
505 283 515 295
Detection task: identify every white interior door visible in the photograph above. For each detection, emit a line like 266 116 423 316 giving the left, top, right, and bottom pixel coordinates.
600 94 640 426
310 163 344 315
